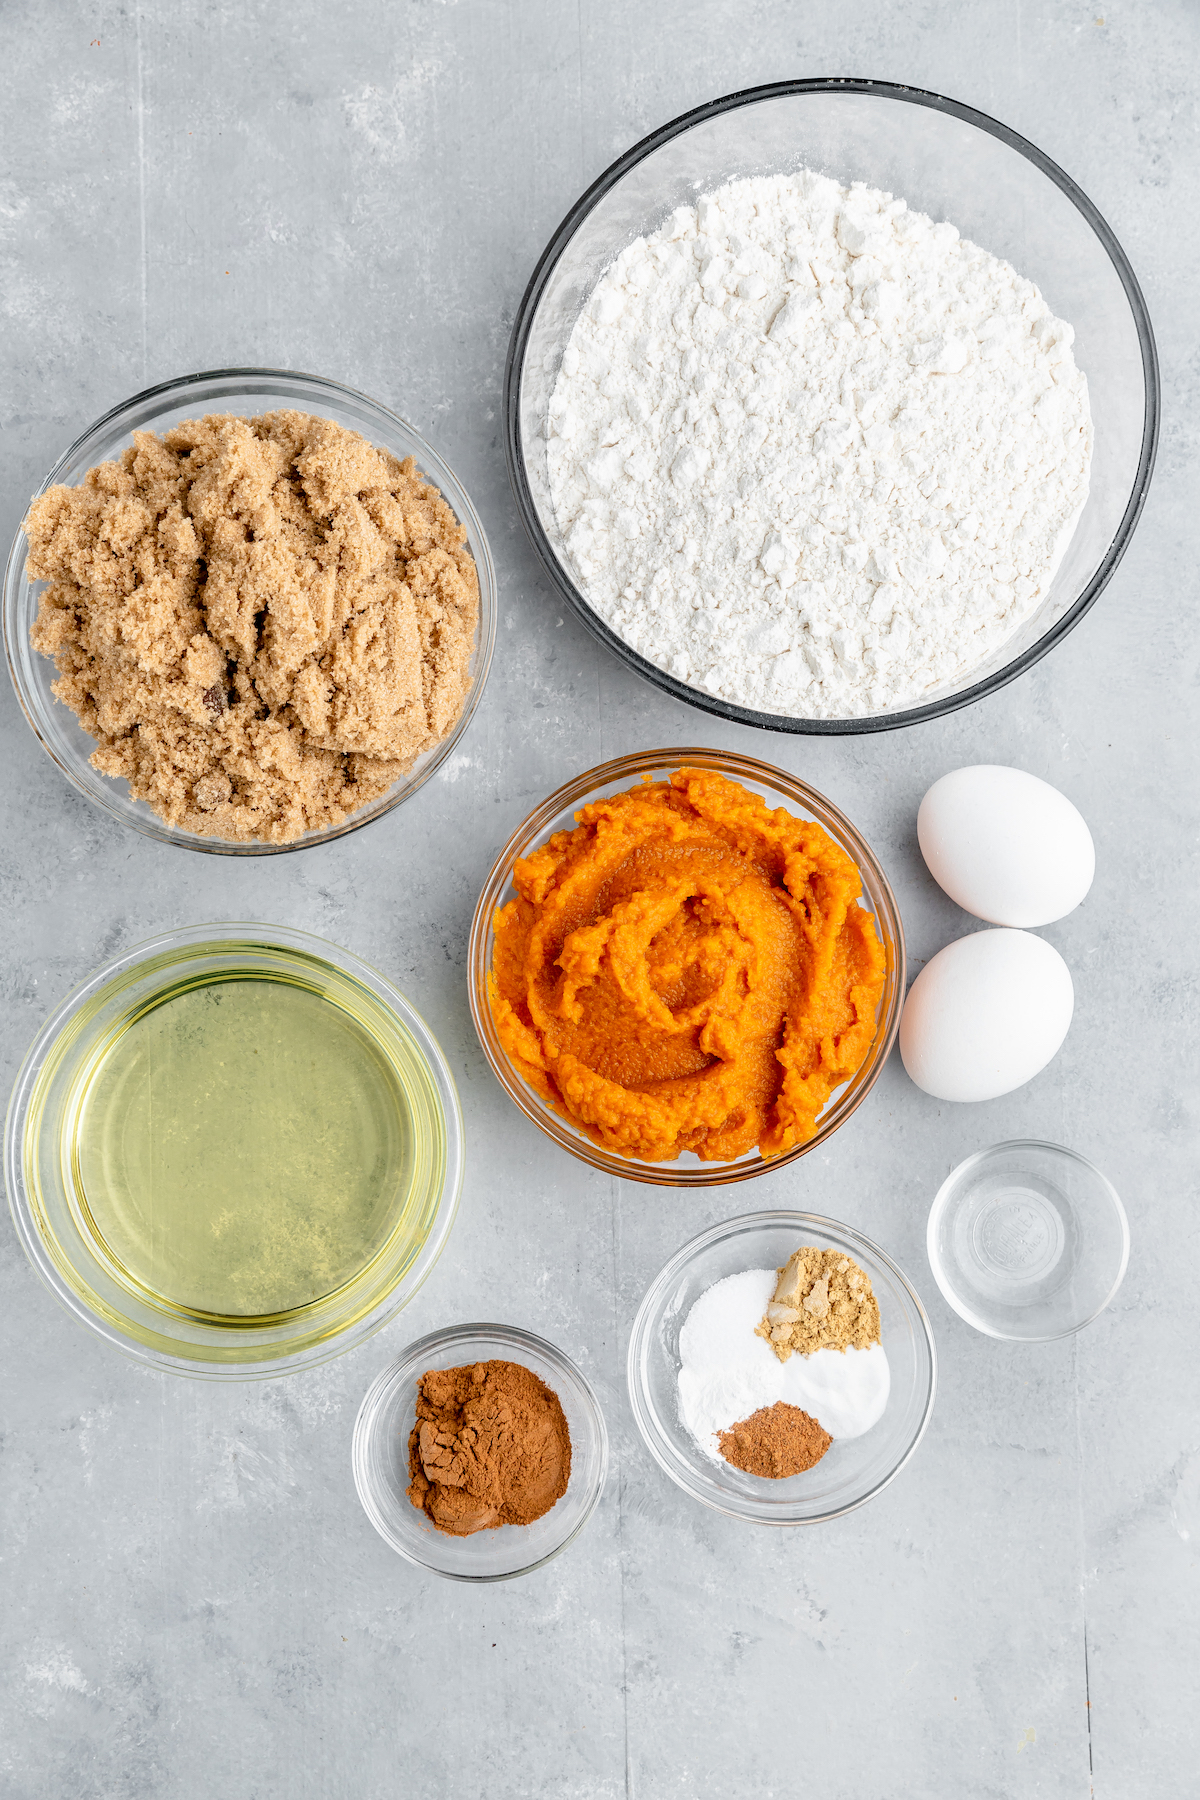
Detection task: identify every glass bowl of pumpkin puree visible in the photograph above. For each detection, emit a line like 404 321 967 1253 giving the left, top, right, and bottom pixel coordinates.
468 748 904 1187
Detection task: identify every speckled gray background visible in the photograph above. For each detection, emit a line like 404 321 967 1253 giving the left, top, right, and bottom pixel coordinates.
1 3 1195 1796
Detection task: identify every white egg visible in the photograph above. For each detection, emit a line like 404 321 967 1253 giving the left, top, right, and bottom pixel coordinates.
917 765 1095 927
899 929 1074 1102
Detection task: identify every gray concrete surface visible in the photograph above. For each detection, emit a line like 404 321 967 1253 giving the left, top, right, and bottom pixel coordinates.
1 2 1195 1795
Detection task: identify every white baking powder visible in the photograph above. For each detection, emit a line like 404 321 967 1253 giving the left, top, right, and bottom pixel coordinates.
676 1268 890 1454
547 170 1092 717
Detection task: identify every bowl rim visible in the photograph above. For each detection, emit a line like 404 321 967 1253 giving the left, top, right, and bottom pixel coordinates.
3 365 498 855
925 1136 1131 1342
466 745 906 1186
504 76 1160 736
4 920 464 1380
351 1320 611 1581
626 1207 938 1524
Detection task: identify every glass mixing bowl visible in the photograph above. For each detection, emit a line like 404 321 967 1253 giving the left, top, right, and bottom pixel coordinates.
4 923 463 1378
352 1323 609 1580
627 1210 936 1523
505 79 1158 735
927 1139 1130 1341
4 368 497 853
467 746 904 1187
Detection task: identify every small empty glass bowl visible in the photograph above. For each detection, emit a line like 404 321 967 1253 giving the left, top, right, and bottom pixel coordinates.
506 79 1158 735
626 1211 936 1523
927 1140 1129 1341
352 1323 609 1580
4 367 497 854
467 746 904 1188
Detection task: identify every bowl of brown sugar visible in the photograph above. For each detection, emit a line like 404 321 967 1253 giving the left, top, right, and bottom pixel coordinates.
352 1323 609 1580
4 369 497 854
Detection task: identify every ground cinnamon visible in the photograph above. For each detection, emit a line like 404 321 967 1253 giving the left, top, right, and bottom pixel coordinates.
717 1402 832 1478
406 1360 571 1537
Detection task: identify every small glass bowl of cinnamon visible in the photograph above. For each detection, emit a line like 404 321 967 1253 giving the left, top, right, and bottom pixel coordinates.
352 1323 609 1581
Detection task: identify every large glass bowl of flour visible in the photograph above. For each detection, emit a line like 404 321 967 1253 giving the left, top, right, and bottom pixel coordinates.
505 80 1158 735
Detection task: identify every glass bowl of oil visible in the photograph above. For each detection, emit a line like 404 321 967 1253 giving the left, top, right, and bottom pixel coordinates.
4 923 463 1378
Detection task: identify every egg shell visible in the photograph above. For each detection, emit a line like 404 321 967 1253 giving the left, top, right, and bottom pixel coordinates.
917 765 1095 927
899 928 1074 1102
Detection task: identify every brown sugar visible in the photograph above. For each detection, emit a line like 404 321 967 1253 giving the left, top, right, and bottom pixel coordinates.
755 1245 881 1360
406 1360 571 1537
24 410 479 843
717 1402 832 1478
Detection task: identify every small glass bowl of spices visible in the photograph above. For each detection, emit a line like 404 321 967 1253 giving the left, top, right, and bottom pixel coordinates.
627 1210 936 1524
353 1323 609 1580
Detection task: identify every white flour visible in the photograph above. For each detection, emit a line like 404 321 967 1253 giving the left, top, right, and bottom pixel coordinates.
547 170 1093 718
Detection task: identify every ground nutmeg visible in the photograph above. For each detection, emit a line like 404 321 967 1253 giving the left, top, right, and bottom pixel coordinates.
717 1401 832 1478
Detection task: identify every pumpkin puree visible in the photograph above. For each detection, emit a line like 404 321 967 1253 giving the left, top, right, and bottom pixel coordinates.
490 769 886 1163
